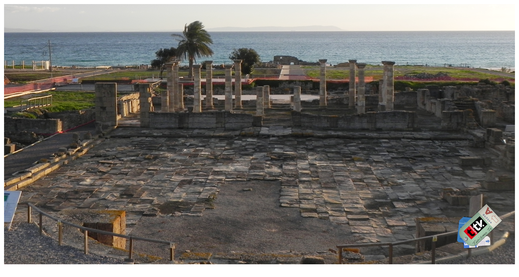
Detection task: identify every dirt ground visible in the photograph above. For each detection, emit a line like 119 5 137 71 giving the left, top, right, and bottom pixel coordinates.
129 180 355 264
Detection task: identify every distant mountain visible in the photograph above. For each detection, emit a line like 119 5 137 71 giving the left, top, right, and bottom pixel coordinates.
5 28 45 32
208 25 344 32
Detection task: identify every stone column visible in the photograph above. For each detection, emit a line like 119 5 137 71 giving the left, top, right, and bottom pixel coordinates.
177 82 185 111
293 86 302 112
171 60 181 112
417 89 427 110
378 79 385 111
193 64 202 113
382 61 395 111
319 59 327 107
138 83 154 128
356 63 366 114
263 85 271 109
163 62 173 112
224 64 233 112
348 60 357 108
205 60 214 109
256 86 264 116
95 82 118 134
234 59 243 109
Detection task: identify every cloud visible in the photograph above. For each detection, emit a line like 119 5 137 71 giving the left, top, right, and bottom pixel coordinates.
5 5 62 14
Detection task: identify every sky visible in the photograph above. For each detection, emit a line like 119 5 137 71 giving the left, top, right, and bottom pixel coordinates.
2 1 516 32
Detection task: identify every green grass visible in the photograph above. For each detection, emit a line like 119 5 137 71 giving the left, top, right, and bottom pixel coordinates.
80 69 227 81
4 91 95 112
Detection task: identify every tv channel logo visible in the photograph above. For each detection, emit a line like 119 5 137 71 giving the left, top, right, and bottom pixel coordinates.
463 216 487 239
458 204 502 246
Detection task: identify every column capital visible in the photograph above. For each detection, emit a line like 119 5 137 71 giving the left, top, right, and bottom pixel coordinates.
357 63 367 69
205 60 213 65
382 61 395 66
319 59 327 64
233 59 243 64
193 64 202 69
348 59 357 64
224 64 234 69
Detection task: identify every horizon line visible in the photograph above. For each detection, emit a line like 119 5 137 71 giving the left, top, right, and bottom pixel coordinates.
5 29 515 33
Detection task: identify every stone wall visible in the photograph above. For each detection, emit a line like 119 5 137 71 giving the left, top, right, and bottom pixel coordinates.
496 102 515 123
292 111 416 130
394 91 417 109
148 111 253 130
474 101 496 127
440 111 465 130
47 109 95 131
4 116 62 135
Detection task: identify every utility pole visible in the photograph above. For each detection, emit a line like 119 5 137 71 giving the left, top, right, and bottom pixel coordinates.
48 40 53 78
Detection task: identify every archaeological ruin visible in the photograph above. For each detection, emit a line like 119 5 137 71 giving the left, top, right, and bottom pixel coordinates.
4 58 515 264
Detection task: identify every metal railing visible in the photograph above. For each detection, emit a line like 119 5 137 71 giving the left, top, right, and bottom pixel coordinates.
20 95 53 111
336 210 515 264
27 203 176 262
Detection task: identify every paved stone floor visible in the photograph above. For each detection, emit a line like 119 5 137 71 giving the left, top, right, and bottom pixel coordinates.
17 127 515 262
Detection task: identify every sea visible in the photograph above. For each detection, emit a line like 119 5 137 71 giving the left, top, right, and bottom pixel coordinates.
3 31 515 70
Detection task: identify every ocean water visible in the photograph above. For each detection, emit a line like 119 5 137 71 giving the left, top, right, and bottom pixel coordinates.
3 31 515 70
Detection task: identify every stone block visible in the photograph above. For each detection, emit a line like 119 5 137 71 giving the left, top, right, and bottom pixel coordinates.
459 156 485 167
481 175 515 191
82 210 126 249
5 143 16 154
415 217 458 252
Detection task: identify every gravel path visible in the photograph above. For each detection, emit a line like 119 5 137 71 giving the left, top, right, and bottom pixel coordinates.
441 234 515 264
4 221 125 264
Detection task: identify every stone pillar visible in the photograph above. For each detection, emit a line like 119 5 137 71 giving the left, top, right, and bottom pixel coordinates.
95 82 118 134
224 64 233 112
163 62 173 112
171 60 181 112
319 59 327 107
193 64 202 113
177 82 185 111
378 79 385 111
234 59 243 109
417 89 428 110
293 86 302 112
263 85 271 109
356 63 366 114
349 60 357 108
205 60 214 109
138 83 154 128
382 61 395 111
256 86 264 116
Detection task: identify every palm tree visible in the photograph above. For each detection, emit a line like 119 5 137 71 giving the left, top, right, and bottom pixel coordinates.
172 21 214 79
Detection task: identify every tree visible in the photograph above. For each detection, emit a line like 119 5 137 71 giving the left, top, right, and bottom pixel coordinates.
172 21 214 79
229 48 261 75
150 47 177 79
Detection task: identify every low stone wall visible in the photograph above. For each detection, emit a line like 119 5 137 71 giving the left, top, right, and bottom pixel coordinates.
474 101 496 127
47 109 95 131
440 111 465 130
5 137 100 191
148 111 254 130
394 91 417 109
292 111 416 130
4 116 62 135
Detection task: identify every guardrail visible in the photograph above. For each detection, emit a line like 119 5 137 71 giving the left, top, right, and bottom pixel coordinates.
336 210 514 264
20 95 53 111
27 203 176 262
